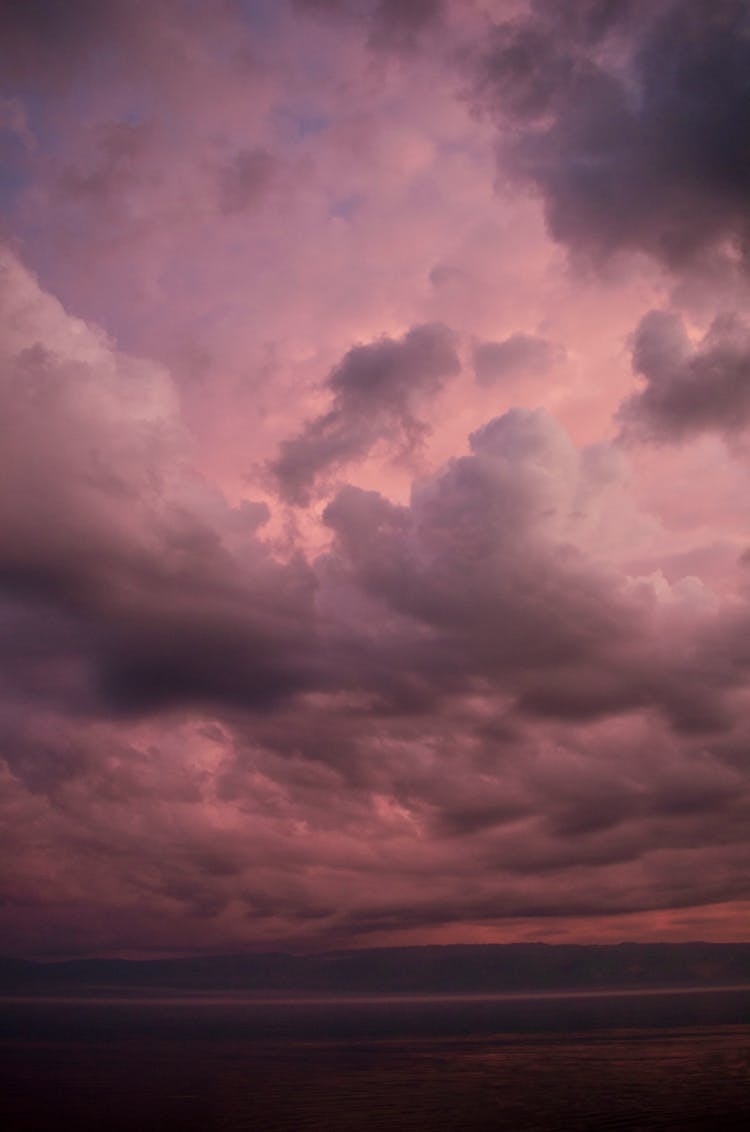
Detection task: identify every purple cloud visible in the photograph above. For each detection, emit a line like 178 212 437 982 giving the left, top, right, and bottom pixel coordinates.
619 309 750 441
271 323 460 504
473 0 750 271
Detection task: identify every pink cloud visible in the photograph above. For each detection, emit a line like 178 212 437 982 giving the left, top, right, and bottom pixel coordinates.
1 0 749 958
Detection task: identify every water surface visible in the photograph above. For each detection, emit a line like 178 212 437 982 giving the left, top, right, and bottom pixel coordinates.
3 987 749 1130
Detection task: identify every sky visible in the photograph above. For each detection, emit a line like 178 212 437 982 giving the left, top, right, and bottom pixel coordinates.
0 0 749 959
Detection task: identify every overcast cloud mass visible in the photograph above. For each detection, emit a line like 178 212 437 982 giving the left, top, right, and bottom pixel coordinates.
1 0 749 958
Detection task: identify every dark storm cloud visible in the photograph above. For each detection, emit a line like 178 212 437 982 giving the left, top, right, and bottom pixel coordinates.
0 253 321 718
3 248 748 752
320 406 750 736
3 2 750 961
618 309 750 441
271 322 460 504
0 258 457 728
474 0 750 271
321 409 638 705
473 333 563 386
95 560 318 715
0 487 320 717
2 317 750 948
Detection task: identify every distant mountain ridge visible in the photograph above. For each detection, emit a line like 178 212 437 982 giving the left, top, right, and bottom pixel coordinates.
1 943 749 996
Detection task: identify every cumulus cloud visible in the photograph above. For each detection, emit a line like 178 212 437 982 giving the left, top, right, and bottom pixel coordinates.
474 0 750 271
619 309 750 441
319 406 742 734
0 249 318 717
271 322 460 504
2 288 750 951
2 2 750 957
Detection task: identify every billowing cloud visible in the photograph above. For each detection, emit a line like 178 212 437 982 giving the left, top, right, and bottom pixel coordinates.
0 249 318 717
0 1 749 958
474 0 750 272
320 406 743 735
271 322 460 504
3 254 750 955
618 309 750 441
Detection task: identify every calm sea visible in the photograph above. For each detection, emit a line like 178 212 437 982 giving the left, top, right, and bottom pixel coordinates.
2 987 749 1130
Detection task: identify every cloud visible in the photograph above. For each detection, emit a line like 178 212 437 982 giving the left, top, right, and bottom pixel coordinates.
57 120 154 206
368 0 445 49
473 0 750 272
292 0 445 49
2 290 750 950
217 147 279 214
271 322 460 504
321 409 643 711
0 0 119 91
0 248 318 717
618 309 750 441
473 333 563 385
2 254 728 740
1 4 750 956
319 406 750 738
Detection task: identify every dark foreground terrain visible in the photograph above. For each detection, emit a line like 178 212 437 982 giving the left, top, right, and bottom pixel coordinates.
2 941 749 996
